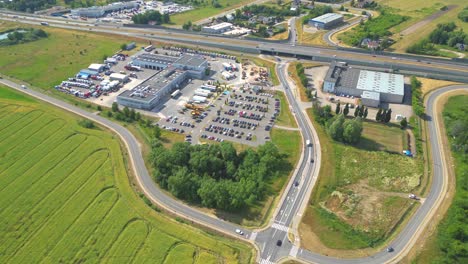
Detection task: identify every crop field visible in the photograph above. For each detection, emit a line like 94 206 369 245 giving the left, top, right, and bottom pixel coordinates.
170 0 251 25
0 86 252 263
299 109 422 251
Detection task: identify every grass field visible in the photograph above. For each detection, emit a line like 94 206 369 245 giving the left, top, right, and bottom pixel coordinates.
169 0 251 25
275 91 298 128
0 85 253 263
0 22 145 89
300 109 422 250
375 0 468 53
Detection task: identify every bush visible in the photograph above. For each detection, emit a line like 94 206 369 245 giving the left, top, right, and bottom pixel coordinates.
78 119 95 129
458 7 468 22
410 76 425 117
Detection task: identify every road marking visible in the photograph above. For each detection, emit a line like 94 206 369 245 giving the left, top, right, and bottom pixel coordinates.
250 231 257 241
260 258 275 264
289 245 299 258
272 223 289 232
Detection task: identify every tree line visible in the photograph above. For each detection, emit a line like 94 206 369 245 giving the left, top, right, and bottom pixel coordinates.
407 22 467 56
410 76 425 117
132 10 170 25
150 140 287 211
0 0 56 12
0 28 48 46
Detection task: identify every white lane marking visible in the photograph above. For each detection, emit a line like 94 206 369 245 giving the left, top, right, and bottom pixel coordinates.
260 258 275 264
289 245 299 258
271 223 289 232
250 232 257 241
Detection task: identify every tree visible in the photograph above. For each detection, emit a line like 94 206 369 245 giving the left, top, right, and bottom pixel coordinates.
120 43 127 51
97 105 102 111
385 108 392 123
381 109 387 122
343 118 363 144
112 102 119 112
354 105 360 117
363 107 368 119
376 108 382 121
400 117 408 128
343 103 349 116
335 102 341 115
327 115 345 141
358 105 365 118
123 106 130 117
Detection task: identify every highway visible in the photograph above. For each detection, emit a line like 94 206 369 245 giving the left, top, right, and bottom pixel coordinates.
1 10 467 264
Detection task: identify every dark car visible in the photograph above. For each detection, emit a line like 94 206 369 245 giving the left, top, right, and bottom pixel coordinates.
294 181 299 187
276 240 282 247
386 247 394 253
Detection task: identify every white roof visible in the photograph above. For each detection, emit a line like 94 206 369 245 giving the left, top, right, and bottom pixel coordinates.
356 70 404 96
88 63 105 70
310 13 343 24
109 73 127 79
206 22 232 30
361 91 380 101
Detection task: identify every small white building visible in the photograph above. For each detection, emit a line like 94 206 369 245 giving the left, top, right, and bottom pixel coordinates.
88 63 105 72
109 73 129 82
202 22 233 34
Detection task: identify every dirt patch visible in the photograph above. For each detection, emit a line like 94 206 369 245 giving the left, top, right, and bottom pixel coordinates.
400 5 457 36
419 77 461 95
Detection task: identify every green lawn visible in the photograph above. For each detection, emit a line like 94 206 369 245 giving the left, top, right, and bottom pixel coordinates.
300 109 422 250
0 86 253 263
169 0 252 25
359 121 406 153
275 91 298 128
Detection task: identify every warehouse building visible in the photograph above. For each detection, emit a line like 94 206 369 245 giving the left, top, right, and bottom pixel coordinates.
131 53 208 78
308 13 344 29
324 61 405 107
117 67 187 110
109 73 129 83
202 22 233 34
71 1 138 18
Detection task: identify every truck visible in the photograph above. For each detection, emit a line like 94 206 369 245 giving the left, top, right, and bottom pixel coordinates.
306 139 311 147
40 22 49 26
171 89 181 98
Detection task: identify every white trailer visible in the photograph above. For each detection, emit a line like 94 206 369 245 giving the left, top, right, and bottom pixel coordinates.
192 95 207 103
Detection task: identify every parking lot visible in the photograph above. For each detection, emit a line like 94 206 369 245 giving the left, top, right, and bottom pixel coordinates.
157 86 280 147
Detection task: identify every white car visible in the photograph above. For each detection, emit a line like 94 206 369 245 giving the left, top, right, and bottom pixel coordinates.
235 229 244 235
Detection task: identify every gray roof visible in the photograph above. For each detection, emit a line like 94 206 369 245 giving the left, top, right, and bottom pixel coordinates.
118 67 185 103
325 61 360 88
133 53 177 65
174 54 206 68
310 13 343 24
356 70 404 96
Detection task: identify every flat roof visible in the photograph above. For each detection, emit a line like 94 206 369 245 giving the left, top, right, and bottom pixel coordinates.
310 13 343 24
109 73 127 79
174 54 206 68
205 22 232 30
325 61 360 88
356 70 404 96
133 53 177 65
118 67 185 103
361 91 380 101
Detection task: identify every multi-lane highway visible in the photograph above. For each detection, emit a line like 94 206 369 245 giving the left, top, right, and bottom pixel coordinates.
1 10 467 264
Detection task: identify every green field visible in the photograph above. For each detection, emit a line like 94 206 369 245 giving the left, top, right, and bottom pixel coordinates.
375 0 468 53
0 22 145 89
0 86 253 263
169 0 251 25
300 109 422 250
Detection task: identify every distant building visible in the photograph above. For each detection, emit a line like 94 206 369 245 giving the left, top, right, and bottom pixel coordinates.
308 13 343 29
131 53 208 79
324 61 405 107
88 63 105 72
70 1 138 18
202 22 233 34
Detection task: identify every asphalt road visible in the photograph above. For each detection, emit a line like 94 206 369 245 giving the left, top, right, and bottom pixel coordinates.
0 11 467 263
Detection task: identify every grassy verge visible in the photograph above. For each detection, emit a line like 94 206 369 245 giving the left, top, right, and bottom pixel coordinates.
0 85 254 263
169 0 251 25
275 91 298 128
300 109 422 250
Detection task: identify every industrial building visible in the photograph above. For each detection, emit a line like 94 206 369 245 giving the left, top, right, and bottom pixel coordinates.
324 61 405 107
308 13 344 29
117 53 209 110
131 53 208 79
202 22 233 34
70 1 138 18
117 67 187 110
